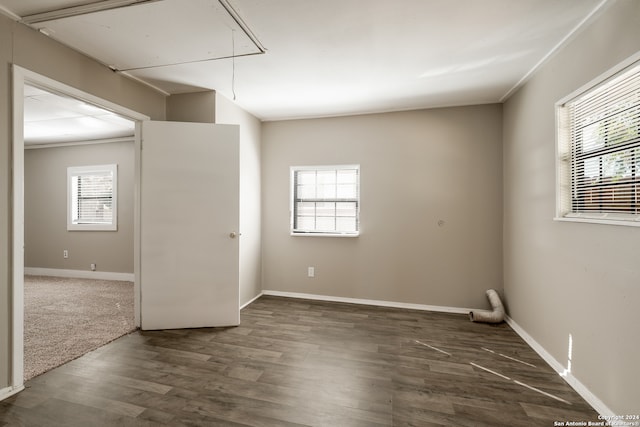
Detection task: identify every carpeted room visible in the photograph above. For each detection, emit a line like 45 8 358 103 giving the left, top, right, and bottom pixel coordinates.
23 275 134 380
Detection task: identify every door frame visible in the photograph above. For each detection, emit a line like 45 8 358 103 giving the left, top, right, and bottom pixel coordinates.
10 65 150 392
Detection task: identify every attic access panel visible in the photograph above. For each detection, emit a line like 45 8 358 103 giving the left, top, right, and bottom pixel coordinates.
30 0 263 72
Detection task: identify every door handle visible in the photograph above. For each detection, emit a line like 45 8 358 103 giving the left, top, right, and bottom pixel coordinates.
229 232 241 238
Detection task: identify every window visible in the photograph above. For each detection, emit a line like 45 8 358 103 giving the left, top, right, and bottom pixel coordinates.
556 59 640 225
67 164 118 231
291 165 360 236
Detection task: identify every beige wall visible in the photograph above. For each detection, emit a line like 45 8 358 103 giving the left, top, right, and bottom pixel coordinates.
262 105 503 308
167 91 216 123
502 0 640 414
25 142 135 274
0 16 165 391
215 94 262 306
167 89 264 307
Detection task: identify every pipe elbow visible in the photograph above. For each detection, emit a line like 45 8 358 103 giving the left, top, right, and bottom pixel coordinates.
469 289 505 324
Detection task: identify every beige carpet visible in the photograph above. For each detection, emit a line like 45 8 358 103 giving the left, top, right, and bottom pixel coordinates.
24 275 135 381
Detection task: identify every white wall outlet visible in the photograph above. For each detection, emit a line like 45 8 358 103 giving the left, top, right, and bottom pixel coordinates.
308 266 315 278
63 249 68 259
90 263 96 271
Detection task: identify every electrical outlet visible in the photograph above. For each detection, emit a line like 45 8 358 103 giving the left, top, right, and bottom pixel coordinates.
90 263 96 271
63 250 68 259
308 267 315 278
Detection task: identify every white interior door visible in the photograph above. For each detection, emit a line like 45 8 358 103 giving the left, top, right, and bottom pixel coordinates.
140 121 240 330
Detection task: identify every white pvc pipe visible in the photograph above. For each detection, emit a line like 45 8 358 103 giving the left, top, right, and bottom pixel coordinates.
469 289 505 323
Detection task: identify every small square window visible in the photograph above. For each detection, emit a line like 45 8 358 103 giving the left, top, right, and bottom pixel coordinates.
291 165 360 236
67 164 118 231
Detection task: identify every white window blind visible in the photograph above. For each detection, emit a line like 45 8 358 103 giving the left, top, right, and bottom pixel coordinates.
67 164 118 231
291 165 360 236
557 60 640 223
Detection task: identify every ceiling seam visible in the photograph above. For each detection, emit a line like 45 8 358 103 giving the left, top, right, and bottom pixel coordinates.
0 4 21 21
20 0 162 25
25 137 135 150
218 0 266 54
118 51 265 73
498 0 612 103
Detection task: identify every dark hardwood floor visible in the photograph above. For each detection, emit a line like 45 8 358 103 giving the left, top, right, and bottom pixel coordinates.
1 296 599 426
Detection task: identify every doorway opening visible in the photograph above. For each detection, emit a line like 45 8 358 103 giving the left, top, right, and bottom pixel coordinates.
11 65 149 392
22 83 137 380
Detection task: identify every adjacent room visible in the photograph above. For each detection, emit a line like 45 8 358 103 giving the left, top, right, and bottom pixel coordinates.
0 0 638 425
22 85 137 380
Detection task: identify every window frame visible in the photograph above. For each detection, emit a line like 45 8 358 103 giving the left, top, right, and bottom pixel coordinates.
555 53 640 227
67 164 118 231
290 164 360 237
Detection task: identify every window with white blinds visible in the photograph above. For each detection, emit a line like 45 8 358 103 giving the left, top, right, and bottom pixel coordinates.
556 59 640 225
291 165 360 236
67 164 118 231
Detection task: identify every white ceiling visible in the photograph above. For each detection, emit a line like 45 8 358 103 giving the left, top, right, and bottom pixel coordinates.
23 85 135 145
2 0 607 140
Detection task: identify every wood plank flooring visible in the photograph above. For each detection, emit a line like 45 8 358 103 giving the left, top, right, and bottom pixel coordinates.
1 296 599 426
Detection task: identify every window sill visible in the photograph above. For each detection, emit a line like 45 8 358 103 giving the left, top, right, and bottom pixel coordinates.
68 224 118 231
291 231 360 238
554 216 640 227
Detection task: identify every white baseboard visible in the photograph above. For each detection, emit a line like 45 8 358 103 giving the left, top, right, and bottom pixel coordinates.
505 316 613 417
262 290 473 315
0 385 24 402
240 292 263 310
24 267 134 282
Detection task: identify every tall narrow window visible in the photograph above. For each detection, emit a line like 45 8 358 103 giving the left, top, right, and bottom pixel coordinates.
291 165 360 236
557 59 640 224
67 164 118 231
